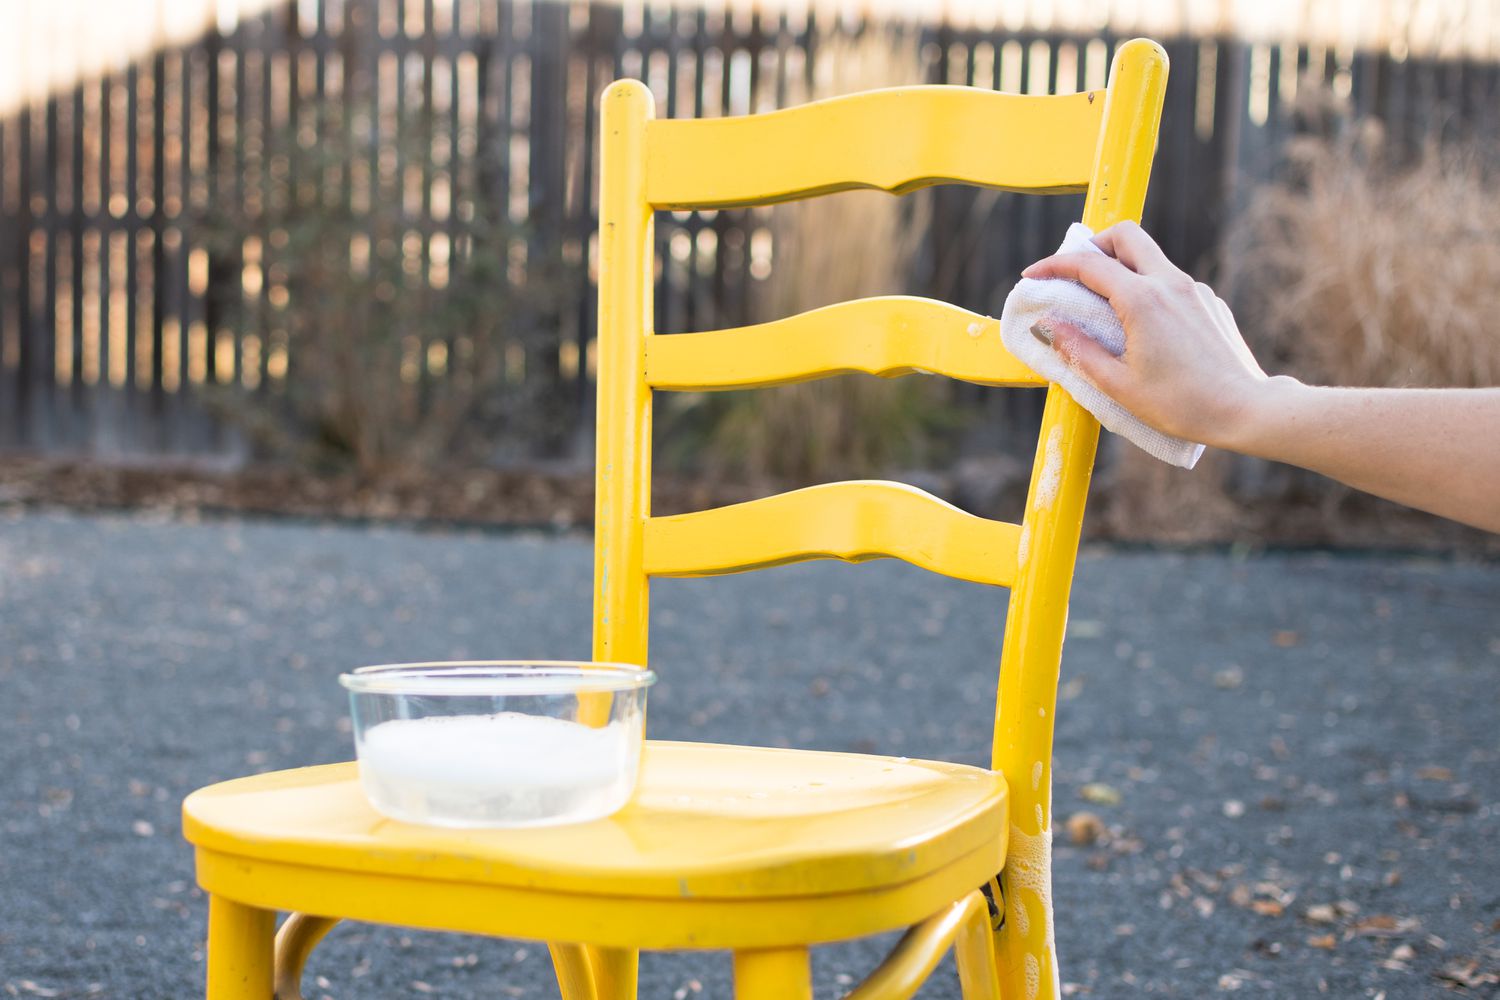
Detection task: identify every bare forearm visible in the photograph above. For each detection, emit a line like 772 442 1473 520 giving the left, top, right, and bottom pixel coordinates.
1220 379 1500 532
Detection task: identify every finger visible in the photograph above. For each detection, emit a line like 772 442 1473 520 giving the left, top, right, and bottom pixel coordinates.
1193 283 1233 329
1202 294 1264 373
1091 221 1175 275
1219 308 1266 373
1194 282 1223 325
1205 291 1242 341
1212 295 1234 329
1022 251 1139 303
1048 320 1126 392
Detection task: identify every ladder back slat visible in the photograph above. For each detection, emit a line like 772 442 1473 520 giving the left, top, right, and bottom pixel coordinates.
645 87 1105 209
645 296 1046 391
644 481 1022 588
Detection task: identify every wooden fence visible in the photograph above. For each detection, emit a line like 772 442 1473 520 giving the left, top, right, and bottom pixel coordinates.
3 0 1499 459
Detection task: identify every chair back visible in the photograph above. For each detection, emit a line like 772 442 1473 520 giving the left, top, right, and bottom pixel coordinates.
594 39 1168 1000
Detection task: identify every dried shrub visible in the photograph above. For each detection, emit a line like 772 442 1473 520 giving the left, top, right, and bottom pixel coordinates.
209 104 569 475
1228 125 1500 391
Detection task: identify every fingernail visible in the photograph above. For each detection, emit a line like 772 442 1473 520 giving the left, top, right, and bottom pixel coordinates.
1030 321 1054 346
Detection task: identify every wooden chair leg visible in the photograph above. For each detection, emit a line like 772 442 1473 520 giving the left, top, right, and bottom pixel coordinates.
271 914 340 1000
586 945 638 1000
954 903 1001 1000
733 947 812 1000
206 895 275 1000
550 942 599 1000
842 892 995 1000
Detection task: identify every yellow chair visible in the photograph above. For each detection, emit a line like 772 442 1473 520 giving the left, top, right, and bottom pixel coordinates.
182 38 1167 1000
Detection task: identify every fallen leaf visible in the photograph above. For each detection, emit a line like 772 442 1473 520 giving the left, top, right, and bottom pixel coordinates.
1214 666 1244 689
1273 630 1300 647
1305 904 1338 924
1253 881 1296 906
1437 960 1499 989
1416 766 1453 782
1079 783 1121 806
131 820 155 838
1356 917 1410 941
1187 869 1222 893
1065 811 1105 846
1306 934 1337 950
1251 899 1285 917
1391 944 1416 962
15 983 62 998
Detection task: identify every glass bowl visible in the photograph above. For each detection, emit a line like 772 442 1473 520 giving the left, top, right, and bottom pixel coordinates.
339 661 655 828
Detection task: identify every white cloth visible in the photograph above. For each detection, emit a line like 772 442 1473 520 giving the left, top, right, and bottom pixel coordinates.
1000 223 1205 469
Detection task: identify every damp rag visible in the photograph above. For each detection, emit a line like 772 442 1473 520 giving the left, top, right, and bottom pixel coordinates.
999 222 1205 469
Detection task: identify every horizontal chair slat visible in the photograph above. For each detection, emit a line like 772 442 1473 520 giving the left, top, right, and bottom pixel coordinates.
645 296 1046 391
645 87 1105 210
644 481 1022 588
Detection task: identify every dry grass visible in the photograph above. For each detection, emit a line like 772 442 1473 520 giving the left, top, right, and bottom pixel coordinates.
1102 118 1500 547
1227 124 1500 390
683 29 949 483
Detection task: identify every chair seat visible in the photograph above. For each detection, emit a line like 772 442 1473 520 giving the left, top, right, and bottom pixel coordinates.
184 740 1007 902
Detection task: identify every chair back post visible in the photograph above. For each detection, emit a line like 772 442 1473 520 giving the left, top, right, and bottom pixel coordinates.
594 80 656 667
989 38 1168 1000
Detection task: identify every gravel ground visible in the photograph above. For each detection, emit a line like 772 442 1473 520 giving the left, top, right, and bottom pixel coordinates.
1 509 1497 999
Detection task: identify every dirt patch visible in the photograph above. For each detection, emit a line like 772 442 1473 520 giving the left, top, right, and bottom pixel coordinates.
1 454 1494 556
0 455 769 529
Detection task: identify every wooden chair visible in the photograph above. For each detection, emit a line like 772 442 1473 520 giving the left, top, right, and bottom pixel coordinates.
182 38 1167 1000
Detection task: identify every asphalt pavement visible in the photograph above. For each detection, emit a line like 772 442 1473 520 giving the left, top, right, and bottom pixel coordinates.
2 510 1496 998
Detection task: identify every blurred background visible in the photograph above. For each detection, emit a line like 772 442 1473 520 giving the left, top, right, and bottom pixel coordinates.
1 0 1498 549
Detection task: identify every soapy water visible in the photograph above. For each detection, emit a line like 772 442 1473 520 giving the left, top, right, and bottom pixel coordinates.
1008 821 1061 1000
356 711 640 827
1033 425 1064 511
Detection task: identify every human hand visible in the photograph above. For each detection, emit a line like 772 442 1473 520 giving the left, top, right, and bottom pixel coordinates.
1022 221 1274 449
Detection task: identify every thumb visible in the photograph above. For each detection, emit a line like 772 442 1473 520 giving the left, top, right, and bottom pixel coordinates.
1043 320 1123 392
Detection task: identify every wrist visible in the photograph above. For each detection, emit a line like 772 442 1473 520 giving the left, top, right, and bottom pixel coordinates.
1209 375 1312 457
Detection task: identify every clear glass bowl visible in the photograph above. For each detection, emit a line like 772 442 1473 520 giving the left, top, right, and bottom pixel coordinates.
339 661 655 828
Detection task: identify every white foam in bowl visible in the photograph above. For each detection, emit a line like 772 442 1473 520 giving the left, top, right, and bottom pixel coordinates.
356 712 640 828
